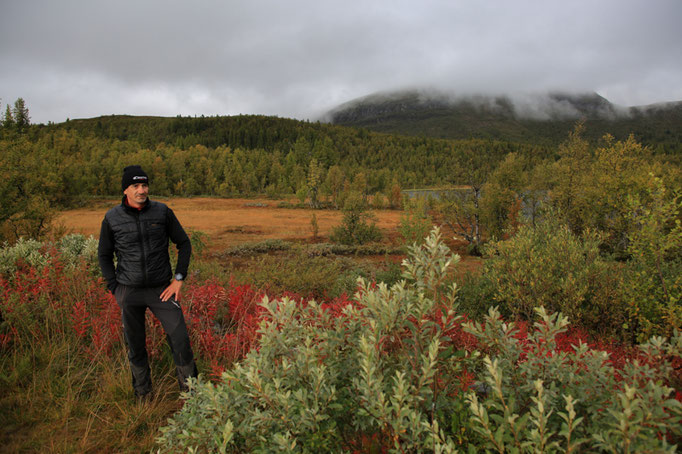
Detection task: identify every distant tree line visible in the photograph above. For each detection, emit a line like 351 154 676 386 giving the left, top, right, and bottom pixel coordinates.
1 105 680 246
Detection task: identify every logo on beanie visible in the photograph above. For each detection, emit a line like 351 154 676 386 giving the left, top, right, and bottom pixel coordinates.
133 176 148 181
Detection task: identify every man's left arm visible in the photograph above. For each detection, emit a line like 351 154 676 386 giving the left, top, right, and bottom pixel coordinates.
160 208 192 302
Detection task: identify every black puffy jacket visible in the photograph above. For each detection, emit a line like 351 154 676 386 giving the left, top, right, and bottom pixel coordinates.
98 198 191 291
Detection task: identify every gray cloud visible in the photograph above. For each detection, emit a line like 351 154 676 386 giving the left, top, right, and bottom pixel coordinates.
1 0 681 124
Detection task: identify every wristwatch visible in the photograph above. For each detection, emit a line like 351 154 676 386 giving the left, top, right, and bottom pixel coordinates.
175 273 184 281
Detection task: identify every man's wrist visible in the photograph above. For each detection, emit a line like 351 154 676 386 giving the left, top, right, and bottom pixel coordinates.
174 273 184 282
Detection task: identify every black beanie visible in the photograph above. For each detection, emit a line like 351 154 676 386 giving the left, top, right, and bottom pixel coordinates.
121 165 149 192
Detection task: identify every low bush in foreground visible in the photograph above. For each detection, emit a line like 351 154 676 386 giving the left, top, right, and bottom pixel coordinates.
157 229 682 453
465 307 682 453
1 231 680 452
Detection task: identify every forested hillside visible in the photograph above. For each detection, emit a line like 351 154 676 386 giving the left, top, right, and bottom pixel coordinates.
1 108 680 245
1 114 544 238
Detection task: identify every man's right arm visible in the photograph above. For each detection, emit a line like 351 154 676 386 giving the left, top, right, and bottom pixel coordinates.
98 218 118 293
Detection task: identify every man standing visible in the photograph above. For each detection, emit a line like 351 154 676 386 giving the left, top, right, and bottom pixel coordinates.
98 165 198 399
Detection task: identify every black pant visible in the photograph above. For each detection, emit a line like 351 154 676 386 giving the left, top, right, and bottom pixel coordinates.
114 284 197 395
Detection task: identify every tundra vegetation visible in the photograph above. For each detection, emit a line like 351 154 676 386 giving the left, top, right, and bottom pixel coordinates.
0 106 680 451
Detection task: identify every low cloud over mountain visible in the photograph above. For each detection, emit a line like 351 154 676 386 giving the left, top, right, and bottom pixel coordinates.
323 88 682 144
324 89 647 123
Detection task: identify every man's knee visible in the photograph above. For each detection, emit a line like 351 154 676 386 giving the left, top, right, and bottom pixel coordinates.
167 324 194 366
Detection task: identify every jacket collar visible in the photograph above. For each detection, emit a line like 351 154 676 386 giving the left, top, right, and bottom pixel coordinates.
121 196 151 213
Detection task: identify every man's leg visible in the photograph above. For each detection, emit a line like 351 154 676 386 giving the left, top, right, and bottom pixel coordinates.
115 285 152 397
147 287 198 391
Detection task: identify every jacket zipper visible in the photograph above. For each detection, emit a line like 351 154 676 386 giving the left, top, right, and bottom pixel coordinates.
135 212 149 286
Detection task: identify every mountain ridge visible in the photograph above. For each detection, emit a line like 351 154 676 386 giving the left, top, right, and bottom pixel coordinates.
323 89 682 146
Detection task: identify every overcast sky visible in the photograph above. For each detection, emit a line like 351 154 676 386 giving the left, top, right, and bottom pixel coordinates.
2 0 681 124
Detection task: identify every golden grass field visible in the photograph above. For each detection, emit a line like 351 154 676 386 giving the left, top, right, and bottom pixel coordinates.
56 196 482 275
56 197 405 250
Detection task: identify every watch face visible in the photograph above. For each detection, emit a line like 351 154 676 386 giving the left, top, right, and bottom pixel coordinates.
175 274 184 281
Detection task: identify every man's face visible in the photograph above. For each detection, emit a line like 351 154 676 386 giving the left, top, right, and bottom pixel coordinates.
124 183 149 207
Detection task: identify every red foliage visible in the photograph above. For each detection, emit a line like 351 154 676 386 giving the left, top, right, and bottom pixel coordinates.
346 432 389 454
179 279 269 379
0 253 123 359
70 300 90 339
0 246 679 404
89 295 121 356
439 311 479 352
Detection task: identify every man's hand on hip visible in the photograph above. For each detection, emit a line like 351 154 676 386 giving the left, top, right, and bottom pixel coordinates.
161 279 183 302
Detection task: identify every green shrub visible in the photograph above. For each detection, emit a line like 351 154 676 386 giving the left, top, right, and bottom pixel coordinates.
623 175 682 341
374 260 403 288
0 237 47 275
157 229 681 453
399 198 434 247
482 215 626 336
0 234 99 277
295 186 307 205
464 306 682 453
371 191 387 209
157 228 465 453
454 269 497 320
57 234 98 269
186 228 209 256
330 191 382 246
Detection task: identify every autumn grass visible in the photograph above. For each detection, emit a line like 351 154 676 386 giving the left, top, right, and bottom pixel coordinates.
55 197 404 250
0 331 187 453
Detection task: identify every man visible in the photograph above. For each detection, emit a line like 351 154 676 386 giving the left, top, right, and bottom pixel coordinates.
98 165 198 399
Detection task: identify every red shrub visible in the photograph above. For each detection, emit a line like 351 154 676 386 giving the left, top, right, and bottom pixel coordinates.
1 246 677 403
